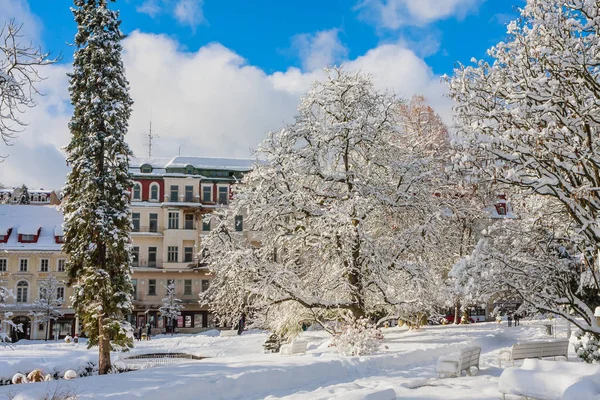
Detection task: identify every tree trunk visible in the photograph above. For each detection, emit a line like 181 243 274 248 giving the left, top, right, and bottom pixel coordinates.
454 299 460 325
45 321 49 342
98 318 111 375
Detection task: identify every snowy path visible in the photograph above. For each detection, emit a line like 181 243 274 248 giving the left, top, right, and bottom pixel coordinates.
0 321 572 399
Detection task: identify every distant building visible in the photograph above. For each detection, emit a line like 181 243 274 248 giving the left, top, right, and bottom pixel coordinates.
0 188 61 206
0 205 74 341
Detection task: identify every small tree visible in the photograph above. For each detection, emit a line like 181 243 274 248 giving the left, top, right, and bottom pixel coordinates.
0 287 20 345
29 275 64 341
18 184 29 204
159 282 183 335
0 19 57 151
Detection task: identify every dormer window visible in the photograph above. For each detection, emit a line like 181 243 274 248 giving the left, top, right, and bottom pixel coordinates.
21 234 35 242
56 236 65 244
141 164 153 173
0 228 11 243
186 165 194 175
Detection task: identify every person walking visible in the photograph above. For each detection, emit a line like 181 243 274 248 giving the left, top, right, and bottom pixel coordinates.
237 313 246 336
507 314 513 327
137 325 143 341
146 324 151 340
514 313 520 326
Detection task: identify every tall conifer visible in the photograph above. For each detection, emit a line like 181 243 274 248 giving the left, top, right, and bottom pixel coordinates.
62 0 134 375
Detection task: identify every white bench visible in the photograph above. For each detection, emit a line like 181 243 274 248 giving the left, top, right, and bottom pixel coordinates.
436 346 481 378
280 340 308 356
499 358 600 400
498 340 568 367
219 330 238 337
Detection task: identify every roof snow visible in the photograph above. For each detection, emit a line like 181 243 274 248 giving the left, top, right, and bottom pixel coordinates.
54 225 64 237
0 205 63 251
130 156 256 172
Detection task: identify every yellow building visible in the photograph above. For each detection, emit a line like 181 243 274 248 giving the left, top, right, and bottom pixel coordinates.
0 205 75 341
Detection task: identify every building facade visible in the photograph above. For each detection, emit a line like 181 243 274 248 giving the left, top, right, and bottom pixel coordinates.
0 205 75 341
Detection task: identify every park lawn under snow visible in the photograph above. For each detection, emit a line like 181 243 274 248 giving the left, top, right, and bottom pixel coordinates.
0 320 574 400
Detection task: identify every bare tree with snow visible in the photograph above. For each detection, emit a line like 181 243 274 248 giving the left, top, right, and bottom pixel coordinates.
29 275 64 341
447 0 600 350
201 68 467 334
159 282 183 335
0 19 56 150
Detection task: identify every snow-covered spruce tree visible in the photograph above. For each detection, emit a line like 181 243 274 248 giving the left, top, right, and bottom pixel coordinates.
29 275 64 341
62 0 134 375
447 0 600 343
18 184 29 204
201 68 463 335
159 282 183 335
0 20 56 150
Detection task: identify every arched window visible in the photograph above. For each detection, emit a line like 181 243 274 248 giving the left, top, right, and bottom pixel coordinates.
150 183 159 201
141 164 153 173
133 183 141 200
33 195 39 202
185 165 194 175
40 195 46 202
16 281 28 303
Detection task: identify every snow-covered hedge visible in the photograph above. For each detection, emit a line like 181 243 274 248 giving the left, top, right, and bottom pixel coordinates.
331 318 383 356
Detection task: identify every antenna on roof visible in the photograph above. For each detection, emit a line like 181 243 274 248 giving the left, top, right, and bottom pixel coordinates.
143 121 159 157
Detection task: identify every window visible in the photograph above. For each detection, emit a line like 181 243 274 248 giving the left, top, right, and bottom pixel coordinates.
132 213 140 232
184 280 192 295
39 286 48 299
202 218 211 232
57 259 66 272
0 259 6 272
148 279 156 295
132 247 139 267
201 280 210 292
16 281 28 303
21 234 35 242
186 166 194 175
56 236 65 243
167 279 174 286
167 246 178 262
148 247 157 267
218 186 228 205
133 183 141 200
150 184 159 201
149 213 158 232
40 259 49 272
56 287 65 303
168 212 179 229
184 247 193 262
202 186 212 202
235 215 243 232
19 259 28 272
170 185 179 202
141 165 153 173
185 185 194 202
184 214 194 230
131 279 138 300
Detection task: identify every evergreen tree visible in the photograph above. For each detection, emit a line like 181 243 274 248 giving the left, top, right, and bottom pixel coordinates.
62 0 134 375
159 282 183 335
29 275 64 341
18 184 29 204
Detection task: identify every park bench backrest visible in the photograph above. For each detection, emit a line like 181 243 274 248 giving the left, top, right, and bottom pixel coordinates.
291 340 307 353
511 340 568 361
459 346 481 371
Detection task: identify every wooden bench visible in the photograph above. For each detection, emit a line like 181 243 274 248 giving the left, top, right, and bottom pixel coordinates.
219 330 238 337
498 340 568 367
436 346 481 378
280 340 308 356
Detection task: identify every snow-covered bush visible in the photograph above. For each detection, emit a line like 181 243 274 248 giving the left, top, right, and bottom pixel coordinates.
63 370 77 380
263 333 282 353
573 330 600 363
331 318 383 356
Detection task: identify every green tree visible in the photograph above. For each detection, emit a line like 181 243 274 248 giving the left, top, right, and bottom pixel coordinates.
62 0 134 375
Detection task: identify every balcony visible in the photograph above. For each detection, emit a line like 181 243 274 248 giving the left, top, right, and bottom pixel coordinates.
132 259 163 269
131 225 164 234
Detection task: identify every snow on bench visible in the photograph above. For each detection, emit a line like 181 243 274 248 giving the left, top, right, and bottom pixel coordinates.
499 358 600 400
219 330 238 337
280 340 307 356
436 345 481 378
498 339 568 367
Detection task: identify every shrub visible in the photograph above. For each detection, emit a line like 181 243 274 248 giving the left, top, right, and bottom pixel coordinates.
331 317 383 356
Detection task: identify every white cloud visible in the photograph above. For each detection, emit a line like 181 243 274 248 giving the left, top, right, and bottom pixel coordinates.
357 0 483 29
173 0 205 29
291 29 348 72
135 0 206 29
0 31 453 190
136 0 162 18
0 0 43 44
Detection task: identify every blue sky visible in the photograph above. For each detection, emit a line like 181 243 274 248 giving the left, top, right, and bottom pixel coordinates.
31 0 521 75
1 0 525 189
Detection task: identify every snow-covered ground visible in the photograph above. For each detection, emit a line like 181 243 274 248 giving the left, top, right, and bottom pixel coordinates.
0 320 574 399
